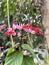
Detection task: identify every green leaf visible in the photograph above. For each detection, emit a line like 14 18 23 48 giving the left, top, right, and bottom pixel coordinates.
6 41 11 46
22 44 41 64
21 44 35 57
6 46 15 57
22 56 36 65
4 51 23 65
6 43 20 56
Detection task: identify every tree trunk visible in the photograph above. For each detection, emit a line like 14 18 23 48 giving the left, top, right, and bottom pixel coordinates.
42 0 49 49
34 0 49 49
34 0 42 6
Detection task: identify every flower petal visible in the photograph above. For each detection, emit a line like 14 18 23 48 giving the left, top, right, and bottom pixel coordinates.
4 28 16 36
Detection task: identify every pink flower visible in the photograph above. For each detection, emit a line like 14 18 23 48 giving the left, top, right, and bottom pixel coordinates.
0 24 6 30
12 21 24 30
23 50 30 56
4 28 16 36
17 32 21 37
12 23 17 30
12 23 22 30
28 29 35 34
23 28 35 34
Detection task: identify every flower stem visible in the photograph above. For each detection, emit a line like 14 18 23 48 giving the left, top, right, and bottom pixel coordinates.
27 33 33 48
7 0 14 46
10 36 15 46
7 0 10 28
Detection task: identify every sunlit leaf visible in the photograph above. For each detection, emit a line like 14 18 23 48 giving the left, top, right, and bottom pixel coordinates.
4 51 23 65
6 43 20 56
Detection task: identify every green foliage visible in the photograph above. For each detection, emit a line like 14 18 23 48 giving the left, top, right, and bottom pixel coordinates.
0 0 45 65
0 0 44 48
5 41 11 47
21 44 35 58
15 0 44 47
4 50 36 65
4 51 23 65
6 43 20 56
22 56 36 65
16 0 42 26
1 0 19 18
21 44 40 62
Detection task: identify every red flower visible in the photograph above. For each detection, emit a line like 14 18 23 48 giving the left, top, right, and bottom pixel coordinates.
12 22 43 35
22 24 32 29
22 24 43 35
22 24 35 34
4 28 16 36
31 27 43 34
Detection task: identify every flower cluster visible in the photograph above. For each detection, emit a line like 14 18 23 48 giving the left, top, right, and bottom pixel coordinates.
4 22 43 36
4 28 16 36
22 24 43 34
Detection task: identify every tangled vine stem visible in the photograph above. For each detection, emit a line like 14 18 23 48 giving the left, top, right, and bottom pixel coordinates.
7 0 14 46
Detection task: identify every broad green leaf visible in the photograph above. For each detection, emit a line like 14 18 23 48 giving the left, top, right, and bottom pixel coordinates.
4 51 23 65
21 44 35 57
22 56 36 65
21 44 40 63
6 46 15 57
7 43 20 56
